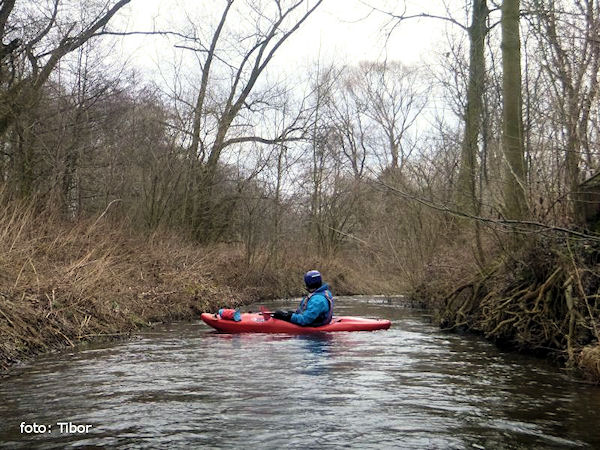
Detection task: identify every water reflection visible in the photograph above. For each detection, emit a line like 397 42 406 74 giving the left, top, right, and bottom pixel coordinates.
0 297 599 449
296 334 333 377
298 333 333 355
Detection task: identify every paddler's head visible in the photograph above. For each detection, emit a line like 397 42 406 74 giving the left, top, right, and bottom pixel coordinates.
304 270 322 293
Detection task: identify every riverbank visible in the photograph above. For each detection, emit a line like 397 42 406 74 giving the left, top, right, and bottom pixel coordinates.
0 202 402 371
409 234 600 384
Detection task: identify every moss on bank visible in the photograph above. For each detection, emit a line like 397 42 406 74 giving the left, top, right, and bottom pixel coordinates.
0 204 402 372
410 236 600 384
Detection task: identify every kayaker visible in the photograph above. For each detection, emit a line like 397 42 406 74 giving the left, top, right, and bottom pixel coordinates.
272 270 334 326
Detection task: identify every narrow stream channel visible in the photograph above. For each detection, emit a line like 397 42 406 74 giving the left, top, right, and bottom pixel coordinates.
1 296 599 449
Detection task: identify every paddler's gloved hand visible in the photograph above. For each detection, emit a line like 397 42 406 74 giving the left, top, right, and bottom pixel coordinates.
272 310 293 322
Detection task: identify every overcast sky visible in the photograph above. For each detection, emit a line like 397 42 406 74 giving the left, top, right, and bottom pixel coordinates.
114 0 467 80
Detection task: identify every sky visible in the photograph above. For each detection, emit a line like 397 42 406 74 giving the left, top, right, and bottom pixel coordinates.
113 0 467 81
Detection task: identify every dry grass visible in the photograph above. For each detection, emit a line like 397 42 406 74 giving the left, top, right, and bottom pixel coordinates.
0 200 244 370
0 199 403 371
211 243 404 300
578 344 600 383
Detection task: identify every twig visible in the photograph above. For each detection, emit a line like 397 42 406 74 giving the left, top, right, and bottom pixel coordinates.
89 199 122 231
567 240 600 341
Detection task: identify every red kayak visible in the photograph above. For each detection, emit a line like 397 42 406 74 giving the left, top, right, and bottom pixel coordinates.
200 312 391 334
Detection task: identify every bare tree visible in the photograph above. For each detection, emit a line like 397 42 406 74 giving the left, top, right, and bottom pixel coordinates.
456 0 489 216
163 0 323 240
0 0 130 137
346 61 426 175
529 0 600 224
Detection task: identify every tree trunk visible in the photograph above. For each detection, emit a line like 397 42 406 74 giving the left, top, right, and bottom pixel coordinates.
501 0 529 220
456 0 488 216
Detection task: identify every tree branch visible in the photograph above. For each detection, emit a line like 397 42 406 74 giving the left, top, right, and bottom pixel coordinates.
221 134 305 148
362 1 468 31
371 178 600 241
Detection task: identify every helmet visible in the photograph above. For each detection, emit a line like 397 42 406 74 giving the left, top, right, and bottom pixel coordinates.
304 270 322 290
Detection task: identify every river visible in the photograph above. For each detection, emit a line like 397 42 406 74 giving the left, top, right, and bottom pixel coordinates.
1 296 599 449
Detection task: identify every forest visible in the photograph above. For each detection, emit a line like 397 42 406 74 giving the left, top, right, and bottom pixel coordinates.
1 0 599 382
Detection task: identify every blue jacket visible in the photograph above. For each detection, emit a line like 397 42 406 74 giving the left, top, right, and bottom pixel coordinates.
291 284 333 326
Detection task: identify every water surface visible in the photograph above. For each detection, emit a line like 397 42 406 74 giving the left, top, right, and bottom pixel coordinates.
1 296 599 449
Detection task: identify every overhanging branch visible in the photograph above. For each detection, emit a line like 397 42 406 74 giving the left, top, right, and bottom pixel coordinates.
371 178 600 241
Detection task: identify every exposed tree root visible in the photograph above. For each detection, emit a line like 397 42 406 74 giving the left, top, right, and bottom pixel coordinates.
431 237 600 383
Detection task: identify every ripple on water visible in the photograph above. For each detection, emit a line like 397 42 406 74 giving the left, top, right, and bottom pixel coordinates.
1 297 599 449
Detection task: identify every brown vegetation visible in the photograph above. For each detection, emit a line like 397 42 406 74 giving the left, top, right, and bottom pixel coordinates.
409 233 600 383
0 198 231 370
381 0 600 383
579 344 600 381
0 197 401 371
